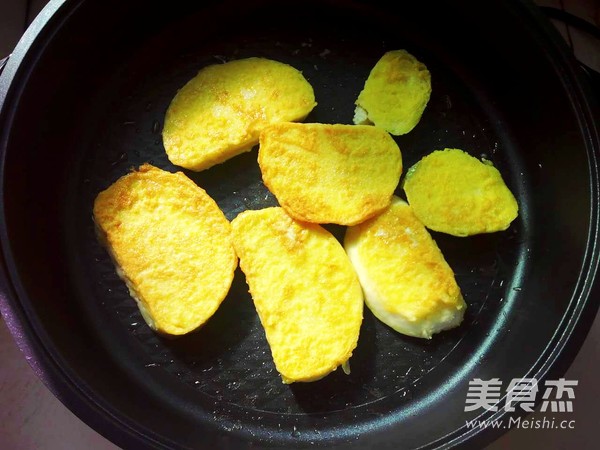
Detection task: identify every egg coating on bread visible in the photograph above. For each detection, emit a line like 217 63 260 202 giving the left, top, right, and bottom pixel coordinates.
93 164 237 335
354 50 431 135
231 207 363 383
163 57 316 171
345 197 465 339
259 123 402 226
404 148 518 236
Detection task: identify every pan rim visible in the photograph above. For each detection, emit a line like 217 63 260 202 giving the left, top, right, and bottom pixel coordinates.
0 0 180 448
431 1 600 448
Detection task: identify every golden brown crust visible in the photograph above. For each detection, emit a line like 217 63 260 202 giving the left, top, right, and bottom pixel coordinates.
345 198 465 338
93 164 237 335
231 207 363 383
163 58 316 171
403 149 519 236
259 123 402 225
355 50 431 135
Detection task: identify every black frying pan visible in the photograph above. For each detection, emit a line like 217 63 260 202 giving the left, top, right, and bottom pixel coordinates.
0 0 599 448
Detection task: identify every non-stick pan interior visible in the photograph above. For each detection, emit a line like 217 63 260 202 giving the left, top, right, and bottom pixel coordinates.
1 0 597 448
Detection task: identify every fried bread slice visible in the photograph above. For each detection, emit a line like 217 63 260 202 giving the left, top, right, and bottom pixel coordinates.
259 123 402 225
231 207 363 383
403 148 518 236
93 164 237 335
354 50 431 135
163 57 316 171
345 197 465 339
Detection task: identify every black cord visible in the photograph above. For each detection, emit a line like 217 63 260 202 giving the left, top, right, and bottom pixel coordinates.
23 0 32 32
558 0 575 49
541 6 600 98
540 6 600 42
0 56 9 72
